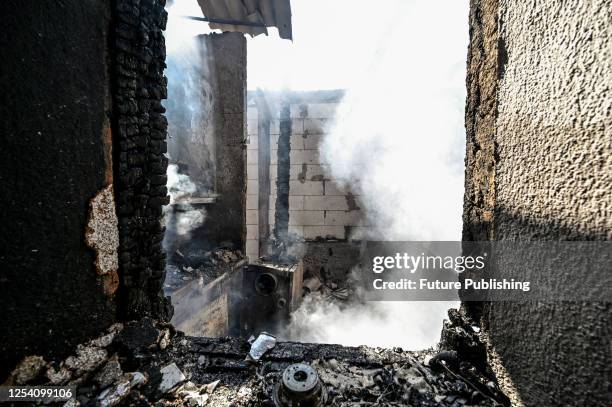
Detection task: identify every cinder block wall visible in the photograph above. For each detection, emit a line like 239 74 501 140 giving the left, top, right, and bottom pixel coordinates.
245 91 367 259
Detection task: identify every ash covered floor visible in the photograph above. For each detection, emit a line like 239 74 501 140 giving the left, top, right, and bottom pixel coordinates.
4 311 509 406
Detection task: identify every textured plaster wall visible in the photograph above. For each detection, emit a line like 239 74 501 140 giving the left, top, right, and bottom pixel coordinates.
464 0 611 405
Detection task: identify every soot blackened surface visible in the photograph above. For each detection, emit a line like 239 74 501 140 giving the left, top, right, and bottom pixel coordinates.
0 0 116 378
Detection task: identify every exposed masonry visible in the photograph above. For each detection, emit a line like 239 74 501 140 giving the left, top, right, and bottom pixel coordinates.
85 184 120 296
246 91 367 259
112 0 172 321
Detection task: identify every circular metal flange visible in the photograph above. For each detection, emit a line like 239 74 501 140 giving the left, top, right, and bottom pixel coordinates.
272 363 328 406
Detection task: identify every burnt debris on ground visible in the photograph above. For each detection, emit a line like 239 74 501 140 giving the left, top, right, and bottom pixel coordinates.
4 311 509 406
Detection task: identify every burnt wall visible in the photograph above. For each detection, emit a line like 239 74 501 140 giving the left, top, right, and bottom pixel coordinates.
0 0 173 378
0 0 116 376
112 0 172 321
193 33 247 251
463 0 611 405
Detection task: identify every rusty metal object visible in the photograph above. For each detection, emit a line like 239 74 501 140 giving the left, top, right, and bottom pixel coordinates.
273 363 327 407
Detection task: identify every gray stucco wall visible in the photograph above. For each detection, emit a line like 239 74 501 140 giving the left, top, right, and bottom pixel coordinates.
464 0 611 405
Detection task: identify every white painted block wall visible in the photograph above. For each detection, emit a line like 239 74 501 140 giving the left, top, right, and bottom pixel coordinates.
245 98 366 259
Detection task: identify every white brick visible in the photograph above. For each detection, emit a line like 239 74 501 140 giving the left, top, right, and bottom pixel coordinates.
290 104 309 118
324 210 364 226
290 164 328 181
304 118 330 135
288 225 304 236
324 181 348 196
269 165 277 180
289 210 325 226
247 179 258 194
289 180 324 196
247 135 258 150
290 134 305 150
290 164 304 180
246 194 258 210
247 118 258 135
269 210 276 226
307 103 338 118
303 226 345 240
246 239 259 258
246 209 259 225
247 150 258 165
291 119 304 135
247 164 258 180
247 107 258 120
270 149 277 164
347 226 371 241
304 196 349 210
289 195 304 210
246 224 258 239
269 195 276 209
270 120 280 135
290 149 320 164
303 134 323 150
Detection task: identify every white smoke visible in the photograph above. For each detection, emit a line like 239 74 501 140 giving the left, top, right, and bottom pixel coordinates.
280 0 469 350
166 164 205 237
162 1 211 251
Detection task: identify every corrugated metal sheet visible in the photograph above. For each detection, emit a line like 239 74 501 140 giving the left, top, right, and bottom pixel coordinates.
197 0 292 40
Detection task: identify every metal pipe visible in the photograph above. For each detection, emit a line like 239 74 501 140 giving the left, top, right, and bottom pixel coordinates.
182 15 267 28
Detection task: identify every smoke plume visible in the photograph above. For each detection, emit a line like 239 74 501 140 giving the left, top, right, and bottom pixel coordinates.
281 0 469 350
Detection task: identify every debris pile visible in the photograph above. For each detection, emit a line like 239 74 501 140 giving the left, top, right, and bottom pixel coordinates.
3 310 509 406
165 246 246 293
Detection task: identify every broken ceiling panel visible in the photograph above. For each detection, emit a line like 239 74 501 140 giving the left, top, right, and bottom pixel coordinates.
197 0 292 40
